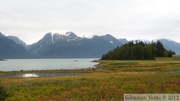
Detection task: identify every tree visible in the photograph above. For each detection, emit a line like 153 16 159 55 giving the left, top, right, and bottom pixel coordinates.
101 40 173 60
144 45 154 60
156 41 165 57
167 50 175 57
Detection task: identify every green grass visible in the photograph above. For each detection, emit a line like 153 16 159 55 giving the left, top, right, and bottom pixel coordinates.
0 57 180 101
162 66 180 72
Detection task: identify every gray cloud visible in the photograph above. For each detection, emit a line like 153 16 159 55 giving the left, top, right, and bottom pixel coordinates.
0 0 180 44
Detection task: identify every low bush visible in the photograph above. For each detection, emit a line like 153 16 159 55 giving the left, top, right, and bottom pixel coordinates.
0 83 9 101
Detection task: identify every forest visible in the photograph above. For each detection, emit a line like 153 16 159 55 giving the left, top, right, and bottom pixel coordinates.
101 40 175 60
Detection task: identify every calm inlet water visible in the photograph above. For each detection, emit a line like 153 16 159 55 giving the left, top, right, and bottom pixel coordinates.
0 58 99 71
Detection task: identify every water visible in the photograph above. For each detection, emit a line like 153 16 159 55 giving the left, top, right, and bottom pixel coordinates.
0 73 84 78
0 58 99 71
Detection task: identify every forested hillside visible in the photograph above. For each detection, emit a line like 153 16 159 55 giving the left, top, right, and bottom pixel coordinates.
101 41 175 60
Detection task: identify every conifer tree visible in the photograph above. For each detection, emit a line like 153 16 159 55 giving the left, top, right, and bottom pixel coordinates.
101 40 175 60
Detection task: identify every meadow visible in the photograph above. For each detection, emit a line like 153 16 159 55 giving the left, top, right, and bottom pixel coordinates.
0 57 180 101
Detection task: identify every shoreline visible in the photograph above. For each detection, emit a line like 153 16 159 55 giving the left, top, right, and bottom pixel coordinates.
0 69 93 78
0 68 95 74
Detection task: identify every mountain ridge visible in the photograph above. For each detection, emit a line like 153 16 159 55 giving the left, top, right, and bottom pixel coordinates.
0 32 180 58
157 39 180 55
0 32 30 58
27 32 123 58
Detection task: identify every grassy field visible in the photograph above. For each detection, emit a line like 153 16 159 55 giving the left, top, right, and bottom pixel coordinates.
0 57 180 101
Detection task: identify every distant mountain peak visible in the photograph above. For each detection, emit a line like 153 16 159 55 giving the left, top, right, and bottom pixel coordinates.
41 32 53 44
52 33 60 42
7 36 27 48
45 32 52 36
158 38 175 42
32 32 81 46
105 34 112 36
0 33 30 58
157 38 180 55
0 32 5 37
65 32 78 38
118 38 128 44
101 34 117 42
104 34 115 38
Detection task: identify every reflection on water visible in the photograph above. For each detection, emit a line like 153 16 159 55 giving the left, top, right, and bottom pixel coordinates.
0 73 84 78
23 73 39 77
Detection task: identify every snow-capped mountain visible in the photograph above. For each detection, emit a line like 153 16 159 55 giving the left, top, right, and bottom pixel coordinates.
1 31 180 58
28 32 123 58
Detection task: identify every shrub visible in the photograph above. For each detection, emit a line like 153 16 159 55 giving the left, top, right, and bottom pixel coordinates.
0 84 9 101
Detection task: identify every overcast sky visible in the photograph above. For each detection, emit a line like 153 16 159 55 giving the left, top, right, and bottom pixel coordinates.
0 0 180 44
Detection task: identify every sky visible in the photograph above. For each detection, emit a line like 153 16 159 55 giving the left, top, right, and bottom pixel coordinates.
0 0 180 44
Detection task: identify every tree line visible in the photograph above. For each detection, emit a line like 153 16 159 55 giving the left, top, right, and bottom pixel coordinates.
101 40 175 60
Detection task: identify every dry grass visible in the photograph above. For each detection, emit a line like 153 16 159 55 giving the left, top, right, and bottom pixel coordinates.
0 57 180 101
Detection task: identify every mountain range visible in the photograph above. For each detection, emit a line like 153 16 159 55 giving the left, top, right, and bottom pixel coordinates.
0 32 179 58
27 32 123 58
0 32 29 58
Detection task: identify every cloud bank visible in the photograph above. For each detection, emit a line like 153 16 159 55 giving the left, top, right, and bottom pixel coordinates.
0 0 180 44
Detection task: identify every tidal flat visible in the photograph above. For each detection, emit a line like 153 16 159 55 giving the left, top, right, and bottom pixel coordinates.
0 57 180 101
